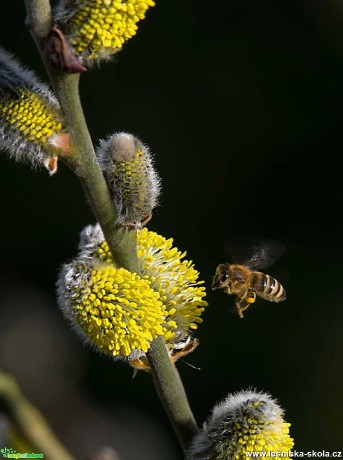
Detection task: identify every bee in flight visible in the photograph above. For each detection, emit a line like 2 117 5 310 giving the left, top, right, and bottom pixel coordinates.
211 239 286 318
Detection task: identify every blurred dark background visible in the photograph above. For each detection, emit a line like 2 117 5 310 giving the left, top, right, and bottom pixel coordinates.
0 0 343 458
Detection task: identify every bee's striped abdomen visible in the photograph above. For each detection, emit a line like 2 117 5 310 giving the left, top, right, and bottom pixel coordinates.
251 271 286 303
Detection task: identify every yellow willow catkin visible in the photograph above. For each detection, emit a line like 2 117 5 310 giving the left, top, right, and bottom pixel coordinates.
0 47 66 173
55 0 155 66
57 260 167 358
188 391 294 460
96 132 161 228
58 223 208 368
78 224 208 346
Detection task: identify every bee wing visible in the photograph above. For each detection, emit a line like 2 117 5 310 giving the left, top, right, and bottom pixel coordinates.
224 236 286 270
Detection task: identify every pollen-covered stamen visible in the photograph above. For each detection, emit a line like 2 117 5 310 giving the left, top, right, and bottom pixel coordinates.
0 89 63 144
55 0 155 66
137 228 207 337
58 262 167 357
78 224 208 346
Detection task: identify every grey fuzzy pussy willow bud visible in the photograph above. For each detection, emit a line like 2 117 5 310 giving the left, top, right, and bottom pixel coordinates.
96 132 161 228
187 390 294 460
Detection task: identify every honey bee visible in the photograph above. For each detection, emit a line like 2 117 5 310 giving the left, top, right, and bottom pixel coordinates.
211 240 286 318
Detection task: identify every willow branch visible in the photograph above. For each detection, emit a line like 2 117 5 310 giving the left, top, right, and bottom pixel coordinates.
24 0 199 452
0 371 75 460
24 0 52 46
48 71 140 272
24 0 139 273
146 337 199 451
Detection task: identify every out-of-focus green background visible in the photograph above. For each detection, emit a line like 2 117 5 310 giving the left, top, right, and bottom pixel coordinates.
0 1 342 458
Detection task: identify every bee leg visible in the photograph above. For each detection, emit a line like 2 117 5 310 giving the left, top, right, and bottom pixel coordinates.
235 290 256 318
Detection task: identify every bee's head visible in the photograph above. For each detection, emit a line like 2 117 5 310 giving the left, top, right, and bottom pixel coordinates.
211 264 231 290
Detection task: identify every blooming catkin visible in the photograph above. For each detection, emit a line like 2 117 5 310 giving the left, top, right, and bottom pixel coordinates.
0 48 67 174
57 223 207 363
57 259 167 358
79 223 207 345
188 390 294 460
55 0 155 67
96 132 161 228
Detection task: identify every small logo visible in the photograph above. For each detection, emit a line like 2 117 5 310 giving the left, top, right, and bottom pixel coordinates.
0 448 43 458
0 449 14 458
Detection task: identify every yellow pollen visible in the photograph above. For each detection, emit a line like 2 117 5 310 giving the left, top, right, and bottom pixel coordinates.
72 265 165 356
64 0 155 62
92 227 208 346
0 89 63 145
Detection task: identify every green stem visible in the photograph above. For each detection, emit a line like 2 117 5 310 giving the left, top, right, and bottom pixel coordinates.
49 71 139 273
24 0 52 45
146 337 199 451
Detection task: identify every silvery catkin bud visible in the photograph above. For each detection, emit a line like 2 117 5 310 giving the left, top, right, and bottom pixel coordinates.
0 48 68 174
96 132 161 228
188 390 294 460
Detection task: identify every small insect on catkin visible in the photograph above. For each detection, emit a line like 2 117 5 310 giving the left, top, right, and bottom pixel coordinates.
96 132 161 228
0 48 68 174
